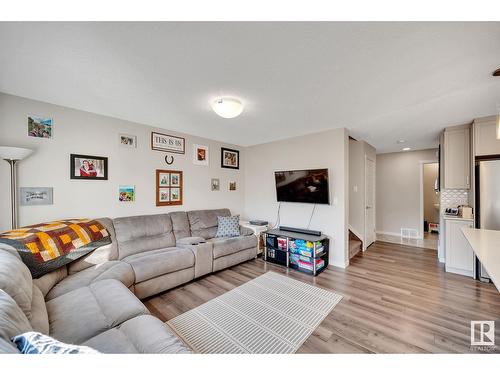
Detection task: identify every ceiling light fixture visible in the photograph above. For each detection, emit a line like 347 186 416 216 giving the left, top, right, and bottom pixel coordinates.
493 68 500 77
212 97 244 119
402 147 411 151
397 139 406 144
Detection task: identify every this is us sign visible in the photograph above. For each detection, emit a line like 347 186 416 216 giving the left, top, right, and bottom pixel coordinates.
151 132 185 154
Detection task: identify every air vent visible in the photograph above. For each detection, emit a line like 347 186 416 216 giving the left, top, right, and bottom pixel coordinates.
401 228 419 239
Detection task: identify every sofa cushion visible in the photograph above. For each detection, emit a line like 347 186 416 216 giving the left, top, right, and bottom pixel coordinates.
215 215 240 238
82 315 192 353
0 289 32 353
208 235 258 259
113 214 176 259
187 209 231 239
12 331 99 354
123 247 195 283
46 279 148 344
33 266 68 298
0 249 33 319
29 284 49 335
170 211 191 240
46 261 134 301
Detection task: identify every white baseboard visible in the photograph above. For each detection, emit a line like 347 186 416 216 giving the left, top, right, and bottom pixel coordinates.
375 231 401 237
330 260 349 269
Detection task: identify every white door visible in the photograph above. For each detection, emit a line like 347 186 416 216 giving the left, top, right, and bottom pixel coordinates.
365 158 376 248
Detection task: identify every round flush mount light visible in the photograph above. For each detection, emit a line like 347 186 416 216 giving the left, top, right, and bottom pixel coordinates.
402 147 411 151
397 139 407 144
212 97 244 119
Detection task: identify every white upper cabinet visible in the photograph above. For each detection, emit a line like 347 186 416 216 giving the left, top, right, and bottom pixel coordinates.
443 125 471 189
474 116 500 157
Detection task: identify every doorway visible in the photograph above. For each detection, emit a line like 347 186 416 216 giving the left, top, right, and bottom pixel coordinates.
364 157 376 249
420 162 439 250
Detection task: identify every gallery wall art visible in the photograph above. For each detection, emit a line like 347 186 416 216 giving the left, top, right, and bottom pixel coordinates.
19 187 53 206
221 147 239 169
28 115 53 139
119 134 137 148
119 185 135 202
70 154 108 180
156 169 183 206
151 132 185 154
193 144 209 166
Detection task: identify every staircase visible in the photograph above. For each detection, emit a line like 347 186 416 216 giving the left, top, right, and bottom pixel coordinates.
349 231 362 259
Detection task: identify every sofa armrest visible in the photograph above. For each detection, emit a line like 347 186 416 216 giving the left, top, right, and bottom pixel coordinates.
239 226 254 236
176 236 206 246
180 242 213 279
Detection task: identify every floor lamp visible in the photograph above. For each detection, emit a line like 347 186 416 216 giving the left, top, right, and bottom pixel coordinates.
0 146 33 229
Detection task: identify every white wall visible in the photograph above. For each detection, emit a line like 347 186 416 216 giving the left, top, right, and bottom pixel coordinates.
376 148 438 237
349 138 376 241
0 93 245 231
423 163 439 225
244 128 349 268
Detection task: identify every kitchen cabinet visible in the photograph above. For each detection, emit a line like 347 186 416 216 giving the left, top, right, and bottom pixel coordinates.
474 116 500 157
443 125 470 189
444 218 474 277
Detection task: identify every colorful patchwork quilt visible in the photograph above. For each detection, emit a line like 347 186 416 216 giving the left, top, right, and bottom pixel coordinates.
0 219 111 278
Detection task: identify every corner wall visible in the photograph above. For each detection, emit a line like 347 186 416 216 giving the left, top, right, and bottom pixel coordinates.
0 93 245 231
243 128 350 268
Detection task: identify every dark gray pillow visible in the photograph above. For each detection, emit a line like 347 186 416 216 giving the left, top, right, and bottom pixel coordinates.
215 215 240 238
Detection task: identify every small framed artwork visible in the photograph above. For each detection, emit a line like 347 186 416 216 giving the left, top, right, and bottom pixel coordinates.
19 187 53 206
229 181 237 191
119 185 135 202
159 172 170 186
156 169 183 206
151 132 185 154
221 147 239 169
193 144 209 166
170 172 181 187
211 178 220 191
119 134 137 148
70 154 108 180
28 115 53 139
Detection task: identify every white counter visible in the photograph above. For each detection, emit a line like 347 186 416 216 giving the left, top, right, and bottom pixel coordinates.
461 228 500 292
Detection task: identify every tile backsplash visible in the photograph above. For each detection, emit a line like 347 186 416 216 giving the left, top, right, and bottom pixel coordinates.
440 189 469 213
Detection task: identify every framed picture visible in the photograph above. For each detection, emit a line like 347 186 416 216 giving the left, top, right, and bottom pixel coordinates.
193 144 209 166
170 172 181 187
70 154 108 180
119 134 137 148
156 169 183 206
229 181 237 191
159 172 170 186
151 132 185 154
211 178 220 191
19 187 53 206
28 115 53 139
221 147 239 169
119 185 135 202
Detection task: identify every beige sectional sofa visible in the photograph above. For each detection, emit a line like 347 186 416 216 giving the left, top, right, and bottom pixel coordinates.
0 209 258 353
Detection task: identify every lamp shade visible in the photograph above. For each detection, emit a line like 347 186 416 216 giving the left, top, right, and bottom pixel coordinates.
0 146 33 161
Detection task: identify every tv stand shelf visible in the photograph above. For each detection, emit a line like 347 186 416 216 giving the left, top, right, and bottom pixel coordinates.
263 229 329 276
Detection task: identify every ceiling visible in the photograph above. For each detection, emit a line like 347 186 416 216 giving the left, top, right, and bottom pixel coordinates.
1 22 500 153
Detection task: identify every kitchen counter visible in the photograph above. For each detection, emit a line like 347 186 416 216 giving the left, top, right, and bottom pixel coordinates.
461 228 500 292
443 215 474 221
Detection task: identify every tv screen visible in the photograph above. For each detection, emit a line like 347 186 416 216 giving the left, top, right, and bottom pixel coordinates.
274 169 329 204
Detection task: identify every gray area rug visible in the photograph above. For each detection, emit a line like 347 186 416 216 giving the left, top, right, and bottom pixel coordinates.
167 271 343 353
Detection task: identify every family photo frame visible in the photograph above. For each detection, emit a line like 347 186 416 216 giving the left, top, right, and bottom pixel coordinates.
221 147 239 169
70 154 108 180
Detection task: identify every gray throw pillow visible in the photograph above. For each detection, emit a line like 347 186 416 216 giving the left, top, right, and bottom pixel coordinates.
215 215 240 238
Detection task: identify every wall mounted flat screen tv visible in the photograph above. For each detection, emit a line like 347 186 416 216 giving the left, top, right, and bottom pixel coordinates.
274 169 329 204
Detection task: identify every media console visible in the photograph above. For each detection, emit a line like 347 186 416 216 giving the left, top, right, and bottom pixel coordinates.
263 228 329 276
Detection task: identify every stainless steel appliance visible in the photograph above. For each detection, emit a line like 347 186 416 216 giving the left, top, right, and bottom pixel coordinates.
475 159 500 282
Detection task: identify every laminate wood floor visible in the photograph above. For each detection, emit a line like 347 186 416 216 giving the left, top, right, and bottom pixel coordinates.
144 241 500 353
